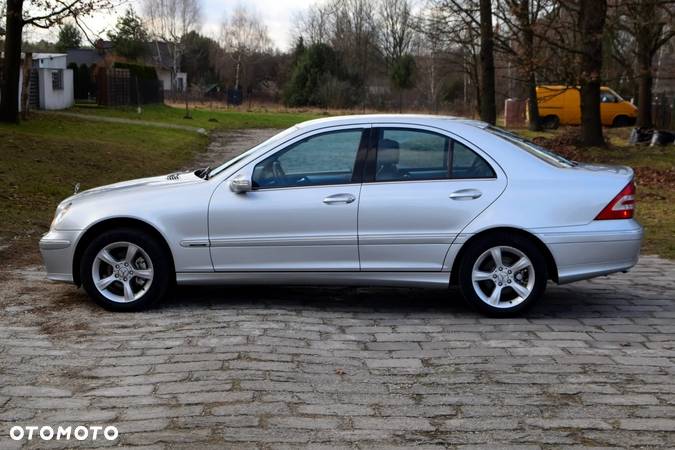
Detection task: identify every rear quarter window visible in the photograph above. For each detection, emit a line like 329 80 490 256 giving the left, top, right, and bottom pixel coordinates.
485 126 576 168
451 141 496 179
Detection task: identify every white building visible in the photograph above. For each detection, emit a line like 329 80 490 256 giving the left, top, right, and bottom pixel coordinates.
17 53 74 110
147 42 188 93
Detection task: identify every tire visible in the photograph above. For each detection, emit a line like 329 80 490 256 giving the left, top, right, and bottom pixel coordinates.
80 227 172 311
612 115 635 128
541 115 560 130
458 232 548 316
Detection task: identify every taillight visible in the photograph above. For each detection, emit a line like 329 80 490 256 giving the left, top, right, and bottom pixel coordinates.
595 181 635 220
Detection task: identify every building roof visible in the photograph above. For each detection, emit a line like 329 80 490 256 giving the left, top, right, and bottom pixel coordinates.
66 48 103 67
1 52 67 61
145 41 177 70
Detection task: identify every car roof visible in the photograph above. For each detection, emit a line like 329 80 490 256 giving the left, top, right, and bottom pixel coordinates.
295 114 489 133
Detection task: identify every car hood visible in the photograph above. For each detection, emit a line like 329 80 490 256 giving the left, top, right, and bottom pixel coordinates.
64 171 203 204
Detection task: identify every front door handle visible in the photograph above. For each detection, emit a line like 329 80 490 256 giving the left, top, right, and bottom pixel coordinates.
323 193 356 204
449 189 482 200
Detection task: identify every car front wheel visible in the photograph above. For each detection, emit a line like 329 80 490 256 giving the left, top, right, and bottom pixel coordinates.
458 233 547 316
80 228 171 311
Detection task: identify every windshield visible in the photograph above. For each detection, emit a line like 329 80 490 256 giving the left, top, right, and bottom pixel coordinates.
209 127 300 177
485 126 576 168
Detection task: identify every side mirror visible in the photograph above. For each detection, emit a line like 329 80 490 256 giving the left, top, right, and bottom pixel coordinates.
229 174 252 193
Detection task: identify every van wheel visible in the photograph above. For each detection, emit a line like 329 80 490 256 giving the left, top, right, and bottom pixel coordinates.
541 115 560 130
612 115 635 128
458 233 548 316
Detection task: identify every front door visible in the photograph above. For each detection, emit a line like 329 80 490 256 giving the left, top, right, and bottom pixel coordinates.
358 126 507 271
208 127 369 271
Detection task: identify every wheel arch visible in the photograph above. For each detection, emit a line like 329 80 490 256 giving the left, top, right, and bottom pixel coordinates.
612 114 636 127
72 217 176 286
449 227 559 285
542 114 560 129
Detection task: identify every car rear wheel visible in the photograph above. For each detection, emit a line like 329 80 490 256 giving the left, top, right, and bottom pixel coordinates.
458 233 547 316
81 228 171 311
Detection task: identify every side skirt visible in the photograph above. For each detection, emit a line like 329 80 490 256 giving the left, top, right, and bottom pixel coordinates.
176 271 451 288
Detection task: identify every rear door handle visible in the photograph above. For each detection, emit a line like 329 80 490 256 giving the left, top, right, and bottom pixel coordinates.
449 189 482 200
323 193 356 204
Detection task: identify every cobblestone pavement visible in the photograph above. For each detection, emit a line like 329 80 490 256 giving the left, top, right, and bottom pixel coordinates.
1 130 674 449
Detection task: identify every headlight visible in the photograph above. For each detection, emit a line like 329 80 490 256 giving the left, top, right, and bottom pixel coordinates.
50 202 72 230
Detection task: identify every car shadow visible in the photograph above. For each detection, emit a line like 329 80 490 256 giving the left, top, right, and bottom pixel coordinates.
160 281 656 320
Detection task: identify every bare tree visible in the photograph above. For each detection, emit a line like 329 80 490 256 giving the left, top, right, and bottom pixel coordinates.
426 0 496 122
293 2 333 45
533 0 607 145
493 0 553 130
330 0 377 94
377 0 415 65
143 0 200 91
1 0 114 122
479 0 496 124
220 4 271 90
578 0 607 146
609 0 675 128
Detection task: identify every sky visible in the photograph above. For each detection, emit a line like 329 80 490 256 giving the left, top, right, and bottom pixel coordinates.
25 0 313 51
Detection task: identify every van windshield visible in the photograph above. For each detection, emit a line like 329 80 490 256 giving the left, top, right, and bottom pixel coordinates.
485 126 577 168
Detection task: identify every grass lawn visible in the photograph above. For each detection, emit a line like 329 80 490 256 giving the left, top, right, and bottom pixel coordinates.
69 103 322 131
0 113 208 262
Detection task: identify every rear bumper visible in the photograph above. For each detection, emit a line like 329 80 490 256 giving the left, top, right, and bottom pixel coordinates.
39 230 80 283
534 219 643 284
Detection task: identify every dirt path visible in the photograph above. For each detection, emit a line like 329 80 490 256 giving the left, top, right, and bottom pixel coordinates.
186 128 279 170
40 111 208 134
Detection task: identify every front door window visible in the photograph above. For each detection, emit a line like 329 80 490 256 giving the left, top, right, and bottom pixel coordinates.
252 130 364 189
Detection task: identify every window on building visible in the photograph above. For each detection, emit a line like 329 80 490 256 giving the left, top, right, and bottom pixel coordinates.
52 70 64 90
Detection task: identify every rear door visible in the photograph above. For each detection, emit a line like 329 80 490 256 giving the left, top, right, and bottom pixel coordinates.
357 125 507 271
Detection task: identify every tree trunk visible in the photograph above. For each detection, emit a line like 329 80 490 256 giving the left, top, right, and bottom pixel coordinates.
0 0 24 124
20 52 31 120
578 0 607 146
635 0 656 128
479 0 496 125
526 74 541 131
518 0 541 131
637 55 653 128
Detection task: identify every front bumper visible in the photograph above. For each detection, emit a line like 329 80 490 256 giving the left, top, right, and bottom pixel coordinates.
534 219 643 284
39 230 81 283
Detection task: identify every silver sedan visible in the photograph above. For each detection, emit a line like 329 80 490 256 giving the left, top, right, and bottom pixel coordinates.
40 115 643 315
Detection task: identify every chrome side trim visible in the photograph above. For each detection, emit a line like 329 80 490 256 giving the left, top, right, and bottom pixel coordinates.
176 271 450 288
209 234 454 247
535 229 643 244
210 236 357 247
180 239 210 248
38 239 71 250
558 264 635 284
359 233 454 245
46 273 75 283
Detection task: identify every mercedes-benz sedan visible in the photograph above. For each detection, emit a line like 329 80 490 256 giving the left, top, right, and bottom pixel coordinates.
40 115 643 315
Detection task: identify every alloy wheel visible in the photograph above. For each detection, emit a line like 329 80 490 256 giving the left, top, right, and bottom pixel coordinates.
91 241 154 303
471 245 535 309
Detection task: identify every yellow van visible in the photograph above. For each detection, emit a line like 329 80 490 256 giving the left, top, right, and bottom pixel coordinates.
536 85 637 129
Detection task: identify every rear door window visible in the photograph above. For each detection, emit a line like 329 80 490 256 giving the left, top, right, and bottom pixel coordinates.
370 128 496 182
